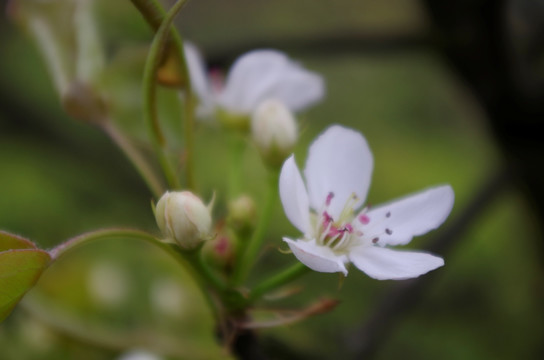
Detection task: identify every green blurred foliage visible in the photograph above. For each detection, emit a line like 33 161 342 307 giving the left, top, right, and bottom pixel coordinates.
1 0 543 359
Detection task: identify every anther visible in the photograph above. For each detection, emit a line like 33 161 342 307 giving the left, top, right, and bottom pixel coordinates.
372 237 379 244
386 211 391 218
385 228 392 235
326 192 334 206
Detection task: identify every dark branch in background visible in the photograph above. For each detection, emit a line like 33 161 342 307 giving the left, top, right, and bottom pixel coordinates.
346 168 511 359
422 0 544 234
346 0 544 358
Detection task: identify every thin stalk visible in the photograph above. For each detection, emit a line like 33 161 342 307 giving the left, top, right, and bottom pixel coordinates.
74 0 104 83
228 133 247 198
232 170 280 285
248 262 309 303
174 246 227 293
50 228 172 260
48 228 220 320
27 16 71 95
142 0 190 189
183 91 196 190
102 122 164 198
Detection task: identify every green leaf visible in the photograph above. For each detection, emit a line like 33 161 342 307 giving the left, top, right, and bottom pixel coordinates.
0 234 51 322
0 231 37 252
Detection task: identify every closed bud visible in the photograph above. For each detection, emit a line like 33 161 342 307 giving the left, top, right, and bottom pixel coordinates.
251 99 297 167
228 194 256 234
155 191 212 250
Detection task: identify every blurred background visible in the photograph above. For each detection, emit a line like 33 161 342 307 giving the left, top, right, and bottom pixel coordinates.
1 0 543 359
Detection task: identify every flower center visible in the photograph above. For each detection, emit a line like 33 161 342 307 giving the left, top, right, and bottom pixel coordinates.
314 192 362 252
312 192 395 252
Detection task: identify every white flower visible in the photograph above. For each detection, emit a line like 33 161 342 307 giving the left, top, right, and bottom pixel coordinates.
184 43 325 118
279 125 454 280
117 350 162 360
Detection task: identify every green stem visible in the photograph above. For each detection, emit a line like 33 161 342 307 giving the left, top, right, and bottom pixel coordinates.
174 246 227 293
27 16 71 95
228 133 247 198
142 0 189 190
74 0 104 84
184 92 196 190
129 0 187 71
232 170 279 285
248 262 309 303
49 228 222 321
102 122 164 198
50 228 173 261
131 0 195 190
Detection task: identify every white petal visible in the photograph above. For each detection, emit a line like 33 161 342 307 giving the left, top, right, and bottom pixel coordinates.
218 50 324 114
184 43 214 112
304 125 373 219
279 155 311 234
349 246 444 280
361 185 454 246
284 238 348 275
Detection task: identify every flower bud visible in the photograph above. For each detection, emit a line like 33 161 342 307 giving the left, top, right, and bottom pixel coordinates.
202 230 237 269
251 99 297 167
155 191 212 249
228 194 256 234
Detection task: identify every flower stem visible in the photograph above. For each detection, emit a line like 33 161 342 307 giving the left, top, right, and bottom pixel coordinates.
232 169 279 285
248 262 309 303
50 228 170 260
228 133 247 198
102 122 164 198
141 0 190 190
74 0 104 84
26 16 70 95
173 246 227 293
183 92 196 190
49 228 221 321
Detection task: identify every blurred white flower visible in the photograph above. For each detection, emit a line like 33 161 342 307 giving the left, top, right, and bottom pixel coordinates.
150 277 186 317
117 350 162 360
184 43 325 118
88 261 129 306
279 125 454 280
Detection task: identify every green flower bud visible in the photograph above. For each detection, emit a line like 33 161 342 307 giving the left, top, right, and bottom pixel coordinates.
155 191 212 249
228 194 256 234
251 99 297 168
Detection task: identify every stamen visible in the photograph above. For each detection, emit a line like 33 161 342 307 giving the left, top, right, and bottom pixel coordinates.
385 228 392 235
332 231 349 250
326 192 334 206
320 220 334 244
344 223 353 233
372 237 379 244
324 232 342 246
322 211 333 226
386 211 391 218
